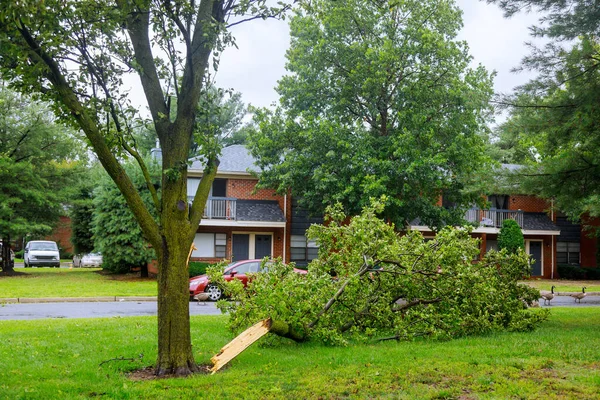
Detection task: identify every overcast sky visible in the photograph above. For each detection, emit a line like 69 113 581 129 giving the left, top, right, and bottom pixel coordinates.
210 0 542 123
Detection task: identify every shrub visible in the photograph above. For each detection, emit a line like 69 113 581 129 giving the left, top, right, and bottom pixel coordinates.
584 268 600 280
15 250 24 258
189 262 210 278
498 219 525 254
558 265 587 280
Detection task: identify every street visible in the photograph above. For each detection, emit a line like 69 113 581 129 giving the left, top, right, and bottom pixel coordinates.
0 300 222 320
0 296 598 320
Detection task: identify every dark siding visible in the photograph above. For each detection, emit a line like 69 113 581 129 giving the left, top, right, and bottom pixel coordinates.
556 217 581 242
291 198 324 235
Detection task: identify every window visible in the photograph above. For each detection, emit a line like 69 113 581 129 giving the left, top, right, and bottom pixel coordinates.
193 233 228 258
215 233 226 258
488 195 509 210
290 235 318 264
486 240 498 253
557 242 580 265
231 261 260 274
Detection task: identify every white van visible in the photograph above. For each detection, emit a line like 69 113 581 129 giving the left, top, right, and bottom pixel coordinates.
24 240 60 268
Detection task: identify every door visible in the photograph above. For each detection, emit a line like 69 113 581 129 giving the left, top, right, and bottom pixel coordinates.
528 241 542 276
232 234 249 261
254 235 272 259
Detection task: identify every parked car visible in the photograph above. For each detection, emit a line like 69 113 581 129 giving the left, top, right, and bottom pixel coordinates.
0 243 15 268
189 259 307 301
73 253 103 268
24 240 60 268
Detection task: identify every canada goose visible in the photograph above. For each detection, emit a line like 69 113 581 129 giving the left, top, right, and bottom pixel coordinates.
570 287 587 303
194 292 210 305
541 285 556 305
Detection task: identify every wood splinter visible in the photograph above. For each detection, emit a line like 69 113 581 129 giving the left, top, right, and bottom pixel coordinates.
210 318 272 374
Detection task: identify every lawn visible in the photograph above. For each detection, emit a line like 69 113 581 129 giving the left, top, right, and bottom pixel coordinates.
522 279 600 293
0 268 157 298
0 308 598 399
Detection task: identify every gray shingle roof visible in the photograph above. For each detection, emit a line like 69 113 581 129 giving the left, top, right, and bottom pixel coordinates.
522 213 559 231
236 200 285 222
190 145 259 174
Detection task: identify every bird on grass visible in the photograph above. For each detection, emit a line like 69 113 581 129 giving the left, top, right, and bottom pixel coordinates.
570 287 587 303
541 285 556 306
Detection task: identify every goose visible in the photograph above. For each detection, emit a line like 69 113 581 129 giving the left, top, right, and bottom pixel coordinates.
541 285 556 306
570 287 587 303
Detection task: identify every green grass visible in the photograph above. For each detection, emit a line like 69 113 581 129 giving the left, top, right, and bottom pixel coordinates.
522 279 600 292
0 268 157 298
0 308 599 399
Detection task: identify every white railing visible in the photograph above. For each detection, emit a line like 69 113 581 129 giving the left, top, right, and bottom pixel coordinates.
188 197 237 220
465 208 523 228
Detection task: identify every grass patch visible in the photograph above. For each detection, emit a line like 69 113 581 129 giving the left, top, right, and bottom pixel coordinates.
0 268 157 298
0 308 599 399
522 279 600 292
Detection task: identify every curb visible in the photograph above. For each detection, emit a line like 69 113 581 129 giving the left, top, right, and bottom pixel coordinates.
0 296 158 304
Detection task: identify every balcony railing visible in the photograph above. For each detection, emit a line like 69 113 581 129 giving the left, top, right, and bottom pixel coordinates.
465 208 523 228
188 196 237 220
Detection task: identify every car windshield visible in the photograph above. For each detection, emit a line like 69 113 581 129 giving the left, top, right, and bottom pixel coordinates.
30 242 58 251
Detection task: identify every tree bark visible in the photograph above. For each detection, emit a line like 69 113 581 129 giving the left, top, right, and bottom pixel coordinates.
1 236 14 273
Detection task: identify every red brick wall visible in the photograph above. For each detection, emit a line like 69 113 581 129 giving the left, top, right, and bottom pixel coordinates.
227 179 285 211
508 195 551 213
580 216 600 268
45 216 74 255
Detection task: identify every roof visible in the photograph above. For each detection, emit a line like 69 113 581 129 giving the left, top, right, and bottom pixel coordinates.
189 145 259 174
236 200 285 222
522 213 559 231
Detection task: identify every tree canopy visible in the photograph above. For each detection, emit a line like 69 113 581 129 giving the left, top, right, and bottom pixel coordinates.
0 85 81 272
485 1 600 228
248 0 494 229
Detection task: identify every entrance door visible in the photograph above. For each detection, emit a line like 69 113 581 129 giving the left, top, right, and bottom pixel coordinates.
528 241 542 276
254 235 272 259
232 234 249 261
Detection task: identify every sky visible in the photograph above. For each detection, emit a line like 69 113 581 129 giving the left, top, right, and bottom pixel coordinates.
210 0 543 121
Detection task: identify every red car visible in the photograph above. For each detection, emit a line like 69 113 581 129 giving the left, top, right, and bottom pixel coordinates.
189 259 307 301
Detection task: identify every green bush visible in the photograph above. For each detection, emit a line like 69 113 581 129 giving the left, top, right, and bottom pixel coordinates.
15 250 24 258
584 268 600 280
498 219 525 254
189 262 210 278
61 251 73 260
558 265 587 279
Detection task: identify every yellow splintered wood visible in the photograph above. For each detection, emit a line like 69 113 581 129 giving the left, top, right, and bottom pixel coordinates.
210 318 272 374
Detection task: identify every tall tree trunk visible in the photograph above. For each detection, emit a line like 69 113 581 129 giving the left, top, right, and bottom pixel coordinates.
1 236 14 273
155 134 198 376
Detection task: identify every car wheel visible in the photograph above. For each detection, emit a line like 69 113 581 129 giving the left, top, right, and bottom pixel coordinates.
24 261 30 268
205 284 222 301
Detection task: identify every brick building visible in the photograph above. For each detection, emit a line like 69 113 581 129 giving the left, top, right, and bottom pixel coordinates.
410 164 599 278
188 145 321 266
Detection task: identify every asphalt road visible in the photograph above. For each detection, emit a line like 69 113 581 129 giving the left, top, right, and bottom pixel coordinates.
0 301 222 320
0 296 598 320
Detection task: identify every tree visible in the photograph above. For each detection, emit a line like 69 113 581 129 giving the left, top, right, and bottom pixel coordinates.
485 1 600 230
70 185 96 256
0 0 289 375
93 160 159 275
0 85 80 273
214 200 546 344
248 0 494 230
498 219 525 254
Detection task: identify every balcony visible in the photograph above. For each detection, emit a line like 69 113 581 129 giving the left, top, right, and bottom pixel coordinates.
465 208 523 228
187 197 237 220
